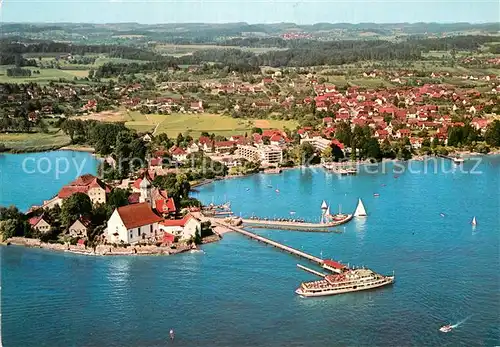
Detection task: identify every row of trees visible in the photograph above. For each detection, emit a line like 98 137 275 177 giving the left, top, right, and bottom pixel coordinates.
6 67 32 77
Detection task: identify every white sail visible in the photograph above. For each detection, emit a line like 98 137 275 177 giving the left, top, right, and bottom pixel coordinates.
471 216 477 226
321 200 328 210
354 198 367 217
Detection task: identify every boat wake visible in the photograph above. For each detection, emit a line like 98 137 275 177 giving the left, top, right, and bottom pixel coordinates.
451 315 473 329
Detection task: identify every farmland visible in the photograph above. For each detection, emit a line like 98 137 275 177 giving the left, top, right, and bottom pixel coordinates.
0 131 71 152
79 110 298 137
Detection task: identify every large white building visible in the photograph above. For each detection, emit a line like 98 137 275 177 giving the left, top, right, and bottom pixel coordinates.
300 136 331 151
236 145 283 165
106 202 163 244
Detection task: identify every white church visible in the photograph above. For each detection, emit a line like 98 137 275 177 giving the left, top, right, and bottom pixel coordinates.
106 176 200 245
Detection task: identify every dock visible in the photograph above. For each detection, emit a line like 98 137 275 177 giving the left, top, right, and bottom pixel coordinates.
437 154 465 164
210 219 324 265
240 215 353 232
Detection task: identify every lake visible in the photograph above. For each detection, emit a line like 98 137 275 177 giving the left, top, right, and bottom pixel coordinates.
0 150 100 211
1 155 499 346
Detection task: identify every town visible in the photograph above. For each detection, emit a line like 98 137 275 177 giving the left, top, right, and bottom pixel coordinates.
0 23 499 255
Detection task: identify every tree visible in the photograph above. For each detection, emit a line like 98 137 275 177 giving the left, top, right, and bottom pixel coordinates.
363 138 382 161
107 188 130 210
431 137 440 149
251 127 263 135
321 146 333 161
484 120 500 147
335 122 352 147
297 142 318 166
60 193 92 227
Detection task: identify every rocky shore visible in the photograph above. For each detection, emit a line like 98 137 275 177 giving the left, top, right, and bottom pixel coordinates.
2 235 221 256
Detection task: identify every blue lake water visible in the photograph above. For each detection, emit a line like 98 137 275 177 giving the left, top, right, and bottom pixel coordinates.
0 151 100 211
1 156 499 346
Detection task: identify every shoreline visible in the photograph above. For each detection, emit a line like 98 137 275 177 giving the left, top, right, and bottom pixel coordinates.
1 235 221 257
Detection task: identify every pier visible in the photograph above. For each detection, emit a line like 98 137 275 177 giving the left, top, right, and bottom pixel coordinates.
437 154 465 164
240 215 353 232
210 219 324 265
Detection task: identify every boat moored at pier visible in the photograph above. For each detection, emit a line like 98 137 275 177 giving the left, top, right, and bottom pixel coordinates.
296 268 395 297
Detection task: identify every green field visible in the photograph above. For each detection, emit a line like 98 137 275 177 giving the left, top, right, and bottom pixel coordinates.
0 131 71 152
0 67 90 84
123 112 298 137
155 44 285 57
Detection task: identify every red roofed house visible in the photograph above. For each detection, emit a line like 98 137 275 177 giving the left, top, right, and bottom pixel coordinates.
190 100 204 113
323 117 333 126
471 118 490 132
374 129 389 140
106 203 164 244
28 215 51 233
395 128 411 139
158 213 202 241
331 139 344 150
55 174 110 207
171 146 188 162
213 141 236 154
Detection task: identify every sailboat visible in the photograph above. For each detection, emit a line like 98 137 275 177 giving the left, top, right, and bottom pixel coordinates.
471 216 477 226
354 198 367 217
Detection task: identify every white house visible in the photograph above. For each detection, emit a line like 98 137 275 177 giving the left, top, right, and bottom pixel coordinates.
28 215 51 233
68 218 91 239
158 214 202 241
171 147 188 162
106 203 163 244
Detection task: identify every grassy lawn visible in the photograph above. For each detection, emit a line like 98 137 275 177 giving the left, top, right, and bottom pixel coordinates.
123 112 298 137
0 131 71 152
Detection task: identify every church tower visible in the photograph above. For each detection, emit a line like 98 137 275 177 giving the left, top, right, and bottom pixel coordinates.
139 176 152 205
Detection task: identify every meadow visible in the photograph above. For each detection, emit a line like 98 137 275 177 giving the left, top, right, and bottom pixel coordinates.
0 131 71 152
116 111 298 137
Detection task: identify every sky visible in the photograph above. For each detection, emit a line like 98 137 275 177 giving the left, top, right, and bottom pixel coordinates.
0 0 499 24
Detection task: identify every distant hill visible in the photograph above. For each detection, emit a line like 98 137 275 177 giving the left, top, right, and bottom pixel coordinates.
1 22 498 45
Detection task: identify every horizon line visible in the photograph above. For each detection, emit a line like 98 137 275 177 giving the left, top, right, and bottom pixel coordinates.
1 21 499 25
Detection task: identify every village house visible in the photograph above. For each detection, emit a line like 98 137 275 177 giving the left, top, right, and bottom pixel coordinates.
158 213 202 242
187 142 200 154
171 146 188 162
43 174 111 209
28 215 51 233
190 100 204 113
68 218 91 239
395 128 411 139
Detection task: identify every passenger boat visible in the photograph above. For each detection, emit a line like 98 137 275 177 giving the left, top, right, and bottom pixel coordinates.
295 268 395 297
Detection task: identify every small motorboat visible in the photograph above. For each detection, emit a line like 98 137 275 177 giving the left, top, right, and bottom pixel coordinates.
275 189 280 193
373 193 380 197
440 213 446 217
246 188 250 191
471 216 477 226
267 185 273 188
439 324 453 333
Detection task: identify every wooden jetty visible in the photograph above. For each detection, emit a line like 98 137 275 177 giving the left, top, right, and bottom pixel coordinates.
211 219 324 265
